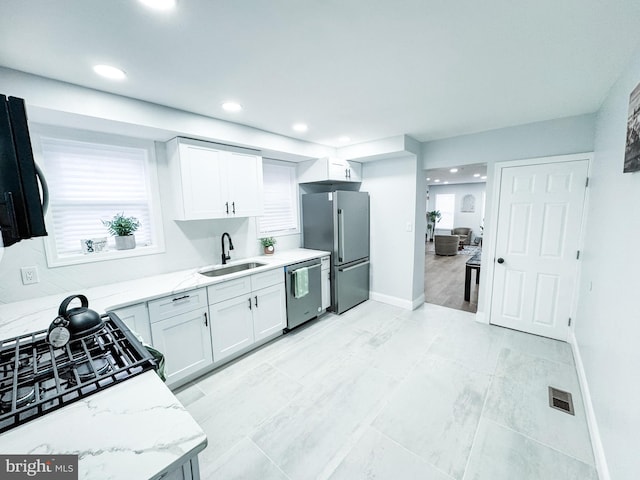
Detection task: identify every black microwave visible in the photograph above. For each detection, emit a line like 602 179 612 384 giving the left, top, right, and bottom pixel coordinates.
0 94 48 247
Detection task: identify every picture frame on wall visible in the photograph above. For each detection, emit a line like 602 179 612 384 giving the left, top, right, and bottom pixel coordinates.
624 81 640 173
461 194 475 212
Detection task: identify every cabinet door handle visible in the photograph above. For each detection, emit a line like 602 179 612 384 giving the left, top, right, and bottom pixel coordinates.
254 295 258 308
225 202 229 214
345 168 348 178
348 168 351 178
204 312 208 327
172 295 190 302
232 201 236 214
248 298 252 310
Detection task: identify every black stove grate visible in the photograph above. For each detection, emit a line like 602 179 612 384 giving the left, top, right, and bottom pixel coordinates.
0 312 157 433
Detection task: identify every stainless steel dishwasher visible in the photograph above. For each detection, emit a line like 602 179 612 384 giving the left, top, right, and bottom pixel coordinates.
284 258 322 330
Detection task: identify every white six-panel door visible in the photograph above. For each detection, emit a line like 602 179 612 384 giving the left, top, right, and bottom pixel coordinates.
490 159 588 340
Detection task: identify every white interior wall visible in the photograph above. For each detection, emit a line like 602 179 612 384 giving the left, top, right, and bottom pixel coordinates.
423 113 597 169
573 45 640 480
412 165 427 303
361 155 421 309
0 69 323 303
422 114 596 318
0 67 333 160
427 182 486 240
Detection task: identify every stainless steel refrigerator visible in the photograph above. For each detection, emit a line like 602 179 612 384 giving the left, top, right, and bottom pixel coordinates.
302 191 369 314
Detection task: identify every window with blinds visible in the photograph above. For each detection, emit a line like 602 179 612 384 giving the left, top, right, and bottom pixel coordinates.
259 160 299 235
39 134 161 264
435 193 455 230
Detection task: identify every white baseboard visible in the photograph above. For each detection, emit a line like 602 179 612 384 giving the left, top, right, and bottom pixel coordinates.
412 294 425 310
475 310 488 324
369 291 416 310
567 330 610 480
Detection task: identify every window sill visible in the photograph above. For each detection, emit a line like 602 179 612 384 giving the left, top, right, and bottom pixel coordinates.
45 244 165 268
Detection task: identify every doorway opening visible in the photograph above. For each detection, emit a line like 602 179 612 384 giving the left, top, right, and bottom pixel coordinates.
424 163 487 313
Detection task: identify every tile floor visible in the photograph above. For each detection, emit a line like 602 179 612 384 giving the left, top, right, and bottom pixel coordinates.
175 300 597 480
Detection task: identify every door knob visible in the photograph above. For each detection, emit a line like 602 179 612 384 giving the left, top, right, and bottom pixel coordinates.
497 257 505 264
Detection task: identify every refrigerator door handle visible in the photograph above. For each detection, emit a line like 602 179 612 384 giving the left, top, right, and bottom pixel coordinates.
338 208 345 262
338 260 370 272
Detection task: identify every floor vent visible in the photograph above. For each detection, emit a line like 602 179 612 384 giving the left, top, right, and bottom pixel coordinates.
548 387 575 415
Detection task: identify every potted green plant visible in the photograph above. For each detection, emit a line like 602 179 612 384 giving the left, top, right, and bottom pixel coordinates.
260 237 277 255
102 213 141 250
426 210 441 242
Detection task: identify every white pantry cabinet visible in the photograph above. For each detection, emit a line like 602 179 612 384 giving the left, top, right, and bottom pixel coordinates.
297 157 362 184
166 137 263 220
109 302 152 345
148 289 213 387
208 268 286 362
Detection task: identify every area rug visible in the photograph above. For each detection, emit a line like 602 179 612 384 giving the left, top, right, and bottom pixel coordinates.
458 245 482 255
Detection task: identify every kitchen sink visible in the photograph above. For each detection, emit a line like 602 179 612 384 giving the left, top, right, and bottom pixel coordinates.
198 262 267 277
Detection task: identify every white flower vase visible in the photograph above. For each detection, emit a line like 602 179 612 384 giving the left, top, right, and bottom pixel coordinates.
115 235 136 250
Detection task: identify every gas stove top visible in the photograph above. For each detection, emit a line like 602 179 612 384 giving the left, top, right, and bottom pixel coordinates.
0 312 157 433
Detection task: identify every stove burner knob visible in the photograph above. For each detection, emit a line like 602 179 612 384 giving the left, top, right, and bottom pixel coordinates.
47 316 71 348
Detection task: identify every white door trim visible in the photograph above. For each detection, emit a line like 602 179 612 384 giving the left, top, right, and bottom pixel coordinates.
481 152 593 337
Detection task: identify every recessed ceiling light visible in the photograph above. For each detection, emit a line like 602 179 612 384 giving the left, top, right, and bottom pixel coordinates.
426 177 431 181
293 123 308 132
338 136 351 143
444 181 449 184
481 175 487 180
222 102 242 112
434 179 440 183
450 168 458 173
93 64 126 80
139 0 176 10
473 173 481 177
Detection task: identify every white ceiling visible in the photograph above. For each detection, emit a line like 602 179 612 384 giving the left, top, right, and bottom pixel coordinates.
2 0 640 147
426 163 487 186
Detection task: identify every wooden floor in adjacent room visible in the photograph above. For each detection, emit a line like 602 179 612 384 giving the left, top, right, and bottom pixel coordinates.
424 241 479 313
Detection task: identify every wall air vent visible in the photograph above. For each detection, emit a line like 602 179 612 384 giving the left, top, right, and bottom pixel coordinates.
548 386 575 415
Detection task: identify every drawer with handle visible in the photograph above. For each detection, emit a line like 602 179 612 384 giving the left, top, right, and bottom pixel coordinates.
207 276 252 305
148 287 208 323
251 267 284 291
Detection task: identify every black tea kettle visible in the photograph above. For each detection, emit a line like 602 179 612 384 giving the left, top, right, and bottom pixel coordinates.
47 294 104 348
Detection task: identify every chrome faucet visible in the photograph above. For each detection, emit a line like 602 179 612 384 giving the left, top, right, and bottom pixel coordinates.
221 232 234 265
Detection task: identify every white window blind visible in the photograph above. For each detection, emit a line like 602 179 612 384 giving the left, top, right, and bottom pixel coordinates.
41 137 155 256
259 160 299 235
435 193 455 230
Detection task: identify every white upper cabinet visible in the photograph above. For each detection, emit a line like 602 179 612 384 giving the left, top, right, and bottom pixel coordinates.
225 151 264 217
166 138 263 220
297 157 362 184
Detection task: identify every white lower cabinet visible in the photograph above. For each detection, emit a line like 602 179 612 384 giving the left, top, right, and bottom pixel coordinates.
210 294 254 360
109 303 152 345
155 455 201 480
252 283 286 341
150 307 213 387
320 255 331 311
115 267 291 387
208 268 286 363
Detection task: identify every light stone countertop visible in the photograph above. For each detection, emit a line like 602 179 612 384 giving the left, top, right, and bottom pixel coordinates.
0 248 330 340
0 371 207 480
0 247 329 480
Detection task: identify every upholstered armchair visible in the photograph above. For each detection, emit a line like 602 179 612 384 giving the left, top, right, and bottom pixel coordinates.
434 235 460 256
451 227 473 245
